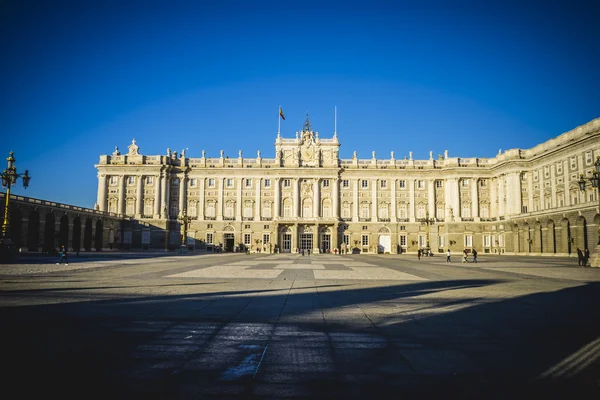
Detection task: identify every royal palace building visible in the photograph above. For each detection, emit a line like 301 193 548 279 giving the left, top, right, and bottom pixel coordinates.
95 115 600 258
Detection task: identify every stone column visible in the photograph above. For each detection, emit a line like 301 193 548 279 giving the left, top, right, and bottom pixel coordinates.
154 173 162 218
199 178 205 219
353 179 359 222
539 168 544 211
506 172 521 216
136 175 144 217
97 173 107 212
274 178 281 218
313 178 320 218
164 173 171 219
236 178 243 219
471 178 478 218
118 175 126 215
391 179 397 221
333 178 339 218
490 177 497 218
498 175 505 217
564 161 571 207
550 165 557 208
255 178 261 220
444 178 459 221
409 179 415 221
179 175 187 215
217 177 224 221
528 172 534 212
371 179 377 221
293 178 300 217
428 179 435 217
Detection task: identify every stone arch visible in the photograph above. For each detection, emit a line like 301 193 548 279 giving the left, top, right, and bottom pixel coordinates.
72 216 82 253
59 214 69 249
561 218 572 255
9 206 23 249
43 212 56 253
575 215 588 251
379 227 391 234
545 220 556 254
533 221 542 253
27 210 40 251
223 225 235 232
84 218 93 252
94 219 103 250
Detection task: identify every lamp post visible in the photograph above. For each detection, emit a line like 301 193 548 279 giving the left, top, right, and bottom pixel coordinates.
578 155 600 267
178 209 190 253
1 152 31 261
418 210 435 254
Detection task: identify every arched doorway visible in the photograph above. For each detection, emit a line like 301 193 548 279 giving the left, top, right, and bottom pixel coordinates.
59 215 69 249
546 220 556 254
94 220 103 251
222 225 235 252
279 226 292 253
9 207 23 249
72 216 81 254
27 210 40 251
378 227 391 254
320 227 332 252
84 218 93 252
43 213 56 254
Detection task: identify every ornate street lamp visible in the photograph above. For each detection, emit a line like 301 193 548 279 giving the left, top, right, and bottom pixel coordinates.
578 156 600 267
418 210 435 254
1 152 31 260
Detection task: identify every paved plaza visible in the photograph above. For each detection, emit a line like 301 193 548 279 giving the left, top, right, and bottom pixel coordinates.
1 252 599 399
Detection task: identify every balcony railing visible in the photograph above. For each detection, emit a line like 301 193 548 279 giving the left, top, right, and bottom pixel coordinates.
379 218 390 222
223 216 235 220
359 218 371 222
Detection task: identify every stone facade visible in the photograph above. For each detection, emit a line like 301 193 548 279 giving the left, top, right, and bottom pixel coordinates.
94 116 600 256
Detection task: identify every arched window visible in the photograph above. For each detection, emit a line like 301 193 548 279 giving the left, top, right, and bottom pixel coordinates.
243 201 253 218
206 201 216 217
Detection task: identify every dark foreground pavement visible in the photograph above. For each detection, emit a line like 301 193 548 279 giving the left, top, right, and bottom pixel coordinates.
1 253 599 399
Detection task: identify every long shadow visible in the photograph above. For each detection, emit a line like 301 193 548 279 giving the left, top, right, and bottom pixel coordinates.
1 278 599 399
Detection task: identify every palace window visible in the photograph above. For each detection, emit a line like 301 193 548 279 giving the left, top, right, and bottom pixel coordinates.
379 204 389 219
146 176 153 185
262 203 272 218
399 180 406 189
244 234 251 245
360 204 370 219
322 202 331 218
464 235 473 247
224 202 234 217
323 179 330 187
144 200 153 216
362 225 368 231
438 236 445 248
283 203 292 217
400 235 407 246
484 235 491 247
109 176 118 186
126 199 135 215
380 180 387 189
245 178 252 188
283 179 291 187
206 201 216 217
417 204 426 219
361 180 369 189
208 178 215 188
480 179 486 187
264 179 271 188
342 179 349 188
462 206 471 218
226 178 234 188
417 180 425 189
436 180 443 188
462 179 469 187
361 235 369 246
206 233 213 244
263 234 270 244
243 201 253 218
127 176 135 185
342 203 351 218
207 224 213 229
189 178 197 188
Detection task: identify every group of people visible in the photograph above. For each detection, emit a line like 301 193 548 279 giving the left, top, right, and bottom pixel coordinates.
416 249 433 260
577 248 591 267
444 248 478 263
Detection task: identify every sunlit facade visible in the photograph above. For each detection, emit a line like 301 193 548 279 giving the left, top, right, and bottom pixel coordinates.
95 116 600 255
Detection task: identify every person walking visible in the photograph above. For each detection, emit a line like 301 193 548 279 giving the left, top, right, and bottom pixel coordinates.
576 248 584 266
417 249 421 260
462 249 468 263
446 249 451 263
57 244 69 265
472 248 478 263
584 248 590 266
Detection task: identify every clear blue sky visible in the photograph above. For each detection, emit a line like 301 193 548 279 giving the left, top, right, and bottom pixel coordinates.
1 0 599 208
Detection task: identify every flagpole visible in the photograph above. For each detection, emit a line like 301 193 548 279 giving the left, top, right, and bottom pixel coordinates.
334 106 337 138
278 105 281 136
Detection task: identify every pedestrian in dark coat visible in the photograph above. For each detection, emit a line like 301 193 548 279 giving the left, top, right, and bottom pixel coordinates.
472 249 478 263
576 248 584 266
584 248 590 266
